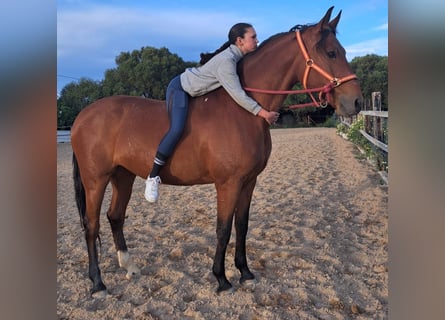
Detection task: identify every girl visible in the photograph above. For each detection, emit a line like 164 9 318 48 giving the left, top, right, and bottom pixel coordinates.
145 22 279 202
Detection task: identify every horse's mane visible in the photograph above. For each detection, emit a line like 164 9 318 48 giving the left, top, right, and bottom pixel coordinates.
241 31 291 61
289 23 337 35
243 22 337 61
256 31 290 49
257 23 326 46
289 24 315 33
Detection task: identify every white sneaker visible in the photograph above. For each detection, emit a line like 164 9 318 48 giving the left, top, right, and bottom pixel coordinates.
145 176 161 203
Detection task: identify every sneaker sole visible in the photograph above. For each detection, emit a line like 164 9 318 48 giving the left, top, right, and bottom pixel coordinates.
144 194 158 203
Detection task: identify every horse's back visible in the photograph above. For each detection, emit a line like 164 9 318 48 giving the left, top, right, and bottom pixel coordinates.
71 92 271 184
72 95 167 143
72 95 165 128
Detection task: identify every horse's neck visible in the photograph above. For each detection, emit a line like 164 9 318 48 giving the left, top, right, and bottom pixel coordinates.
240 33 301 111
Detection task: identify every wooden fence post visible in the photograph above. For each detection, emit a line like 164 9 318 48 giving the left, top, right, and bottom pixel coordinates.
372 92 382 141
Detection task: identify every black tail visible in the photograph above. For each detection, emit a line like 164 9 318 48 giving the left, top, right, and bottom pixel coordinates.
73 153 86 230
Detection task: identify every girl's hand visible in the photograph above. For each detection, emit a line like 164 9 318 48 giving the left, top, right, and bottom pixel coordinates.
258 109 279 125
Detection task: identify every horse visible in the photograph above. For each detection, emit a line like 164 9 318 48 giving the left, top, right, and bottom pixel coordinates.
71 6 363 298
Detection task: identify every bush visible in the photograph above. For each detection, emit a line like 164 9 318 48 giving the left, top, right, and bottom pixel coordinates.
336 116 388 172
321 115 339 128
346 117 372 154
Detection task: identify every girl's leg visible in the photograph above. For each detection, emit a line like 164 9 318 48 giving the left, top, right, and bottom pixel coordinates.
145 75 189 202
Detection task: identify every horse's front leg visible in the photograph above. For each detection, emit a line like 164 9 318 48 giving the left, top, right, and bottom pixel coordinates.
212 183 239 293
234 179 256 284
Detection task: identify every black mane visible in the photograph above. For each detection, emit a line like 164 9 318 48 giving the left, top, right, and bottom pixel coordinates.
289 24 314 32
255 22 336 52
290 23 337 35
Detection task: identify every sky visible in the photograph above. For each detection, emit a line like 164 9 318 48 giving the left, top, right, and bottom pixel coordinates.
57 0 388 95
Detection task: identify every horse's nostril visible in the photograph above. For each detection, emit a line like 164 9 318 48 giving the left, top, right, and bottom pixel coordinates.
355 98 362 113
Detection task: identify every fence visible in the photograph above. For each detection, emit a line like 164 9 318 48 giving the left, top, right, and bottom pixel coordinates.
341 92 388 153
340 92 388 183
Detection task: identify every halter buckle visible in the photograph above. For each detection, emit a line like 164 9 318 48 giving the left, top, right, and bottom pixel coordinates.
331 78 341 87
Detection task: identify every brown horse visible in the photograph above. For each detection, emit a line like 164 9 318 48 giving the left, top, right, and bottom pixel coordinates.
71 7 362 298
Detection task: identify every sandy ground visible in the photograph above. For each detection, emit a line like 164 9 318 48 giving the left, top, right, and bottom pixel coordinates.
57 128 388 319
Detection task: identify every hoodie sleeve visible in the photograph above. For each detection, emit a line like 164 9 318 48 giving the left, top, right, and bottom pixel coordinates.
214 57 262 115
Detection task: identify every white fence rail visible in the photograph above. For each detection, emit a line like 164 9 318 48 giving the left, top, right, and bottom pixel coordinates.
341 92 388 153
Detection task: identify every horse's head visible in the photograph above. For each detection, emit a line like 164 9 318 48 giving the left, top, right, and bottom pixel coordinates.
297 6 363 116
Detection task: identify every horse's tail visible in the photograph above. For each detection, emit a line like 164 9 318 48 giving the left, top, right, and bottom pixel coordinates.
73 152 86 230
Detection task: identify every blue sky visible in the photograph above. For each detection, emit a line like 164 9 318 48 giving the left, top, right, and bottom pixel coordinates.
57 0 388 95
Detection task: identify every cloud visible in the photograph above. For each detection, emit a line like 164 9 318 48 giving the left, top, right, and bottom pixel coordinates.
345 37 388 60
57 5 244 59
57 4 247 91
374 23 388 31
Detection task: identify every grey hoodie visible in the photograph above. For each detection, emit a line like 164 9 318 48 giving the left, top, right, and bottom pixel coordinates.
180 44 262 115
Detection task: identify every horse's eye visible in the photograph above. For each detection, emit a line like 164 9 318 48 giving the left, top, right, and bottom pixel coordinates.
327 51 336 59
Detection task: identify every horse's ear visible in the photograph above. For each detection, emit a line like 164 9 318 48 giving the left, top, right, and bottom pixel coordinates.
317 6 334 30
329 10 342 31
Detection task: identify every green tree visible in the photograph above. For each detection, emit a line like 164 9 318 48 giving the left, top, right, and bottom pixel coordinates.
57 46 197 128
102 46 196 99
350 54 388 110
279 83 335 126
57 78 102 128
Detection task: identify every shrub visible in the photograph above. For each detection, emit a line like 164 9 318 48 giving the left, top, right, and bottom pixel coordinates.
337 116 388 172
321 115 339 128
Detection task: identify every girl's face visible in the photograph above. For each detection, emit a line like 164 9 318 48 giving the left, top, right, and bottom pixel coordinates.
236 27 259 55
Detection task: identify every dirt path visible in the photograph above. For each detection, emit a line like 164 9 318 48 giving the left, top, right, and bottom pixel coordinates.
57 128 388 319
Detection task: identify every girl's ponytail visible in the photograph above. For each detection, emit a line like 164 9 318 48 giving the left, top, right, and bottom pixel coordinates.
199 23 253 65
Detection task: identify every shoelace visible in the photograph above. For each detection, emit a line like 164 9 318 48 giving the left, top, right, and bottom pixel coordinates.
149 176 161 188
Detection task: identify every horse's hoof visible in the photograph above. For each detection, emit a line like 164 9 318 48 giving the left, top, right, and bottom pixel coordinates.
92 290 108 299
118 250 141 280
240 278 258 290
216 286 236 296
125 266 141 280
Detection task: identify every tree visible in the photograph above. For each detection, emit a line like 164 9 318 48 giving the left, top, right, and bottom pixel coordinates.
102 46 196 99
57 47 197 128
57 78 102 128
278 83 335 127
350 54 388 110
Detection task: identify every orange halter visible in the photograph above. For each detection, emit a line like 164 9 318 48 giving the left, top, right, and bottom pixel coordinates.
295 30 357 107
245 31 358 109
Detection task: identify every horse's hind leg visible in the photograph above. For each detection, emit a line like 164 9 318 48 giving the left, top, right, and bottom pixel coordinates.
234 179 256 285
83 176 109 298
107 167 140 280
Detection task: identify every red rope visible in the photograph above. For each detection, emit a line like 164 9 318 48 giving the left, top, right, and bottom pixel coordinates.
244 86 329 95
244 83 335 109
